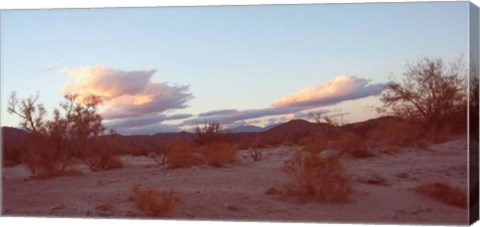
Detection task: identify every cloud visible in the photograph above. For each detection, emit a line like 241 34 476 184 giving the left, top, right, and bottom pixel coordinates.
62 65 193 119
362 105 375 113
198 109 237 117
105 113 192 129
47 64 55 71
115 123 182 135
182 106 302 126
273 75 386 108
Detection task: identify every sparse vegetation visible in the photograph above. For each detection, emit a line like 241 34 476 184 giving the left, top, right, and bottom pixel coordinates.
197 142 238 167
334 132 372 158
413 181 467 208
380 57 467 130
248 141 267 161
298 136 329 154
280 151 352 203
367 121 420 147
165 140 204 169
193 122 232 145
129 185 182 217
7 92 113 177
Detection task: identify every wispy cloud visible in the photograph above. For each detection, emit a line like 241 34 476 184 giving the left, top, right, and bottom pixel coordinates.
105 113 192 129
182 106 303 126
62 65 193 120
273 75 386 108
47 64 55 71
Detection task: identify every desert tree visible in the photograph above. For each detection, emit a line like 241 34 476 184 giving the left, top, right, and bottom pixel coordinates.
193 122 232 145
380 57 467 129
7 92 108 175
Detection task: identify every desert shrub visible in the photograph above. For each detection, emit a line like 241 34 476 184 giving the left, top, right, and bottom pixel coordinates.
413 181 467 208
334 132 372 158
129 185 182 217
248 141 267 161
193 122 233 146
197 142 238 167
22 135 70 176
421 125 453 144
298 136 329 154
7 92 109 177
367 121 420 147
249 149 263 162
83 148 123 171
281 151 352 203
166 140 204 169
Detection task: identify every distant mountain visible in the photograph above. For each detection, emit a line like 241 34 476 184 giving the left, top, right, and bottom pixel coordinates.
232 125 266 133
2 127 29 143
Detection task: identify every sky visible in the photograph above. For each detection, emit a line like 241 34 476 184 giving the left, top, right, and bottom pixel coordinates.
0 1 470 135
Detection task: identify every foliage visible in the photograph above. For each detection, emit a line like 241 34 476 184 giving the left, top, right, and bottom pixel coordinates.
197 142 238 167
193 122 232 146
380 57 467 128
367 121 420 147
129 185 182 217
7 92 108 176
281 152 352 203
165 140 204 169
335 132 372 158
298 136 329 154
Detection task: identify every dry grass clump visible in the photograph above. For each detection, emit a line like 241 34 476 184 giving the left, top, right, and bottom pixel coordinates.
368 121 420 147
129 185 182 217
298 136 329 154
413 181 467 208
280 152 352 203
166 140 204 169
249 141 267 161
84 149 123 171
197 142 238 167
335 132 372 158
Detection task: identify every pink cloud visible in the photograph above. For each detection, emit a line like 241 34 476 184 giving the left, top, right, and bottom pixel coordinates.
273 75 386 108
62 65 193 120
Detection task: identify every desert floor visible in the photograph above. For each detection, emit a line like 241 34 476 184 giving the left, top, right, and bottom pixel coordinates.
2 136 469 225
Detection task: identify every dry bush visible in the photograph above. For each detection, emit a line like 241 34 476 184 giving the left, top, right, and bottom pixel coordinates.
281 152 352 203
335 132 372 158
197 142 238 167
166 140 204 169
249 141 267 161
193 122 232 146
22 136 69 176
83 147 123 171
413 181 467 208
421 125 453 144
298 136 329 154
249 149 263 161
129 185 182 217
368 121 420 147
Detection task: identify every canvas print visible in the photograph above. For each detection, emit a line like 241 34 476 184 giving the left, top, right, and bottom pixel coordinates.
1 1 479 225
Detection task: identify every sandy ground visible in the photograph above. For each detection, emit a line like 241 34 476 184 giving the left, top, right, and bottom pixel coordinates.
1 137 469 225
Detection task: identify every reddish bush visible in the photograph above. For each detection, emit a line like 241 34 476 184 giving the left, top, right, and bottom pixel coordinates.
83 148 123 171
298 136 329 154
197 142 238 167
335 132 372 158
368 121 420 147
413 181 467 208
166 140 204 169
129 185 182 217
281 152 352 203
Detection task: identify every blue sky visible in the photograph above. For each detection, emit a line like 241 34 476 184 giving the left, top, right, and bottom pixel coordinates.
0 2 470 134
